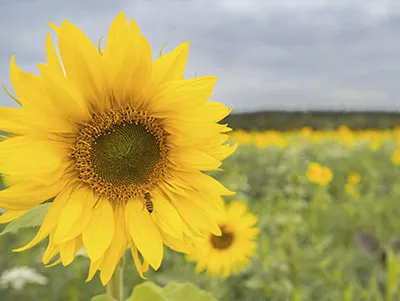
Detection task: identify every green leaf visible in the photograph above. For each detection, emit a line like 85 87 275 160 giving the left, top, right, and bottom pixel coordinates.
162 282 217 301
128 282 216 301
91 295 116 301
0 203 51 236
128 281 166 301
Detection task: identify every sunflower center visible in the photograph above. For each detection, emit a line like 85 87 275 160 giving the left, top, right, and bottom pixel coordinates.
72 106 168 203
210 225 234 250
91 124 161 185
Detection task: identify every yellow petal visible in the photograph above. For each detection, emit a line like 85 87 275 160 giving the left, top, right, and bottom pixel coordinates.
10 56 49 109
169 149 221 171
129 243 147 280
10 56 74 132
151 190 183 239
142 259 149 274
61 236 83 266
128 19 152 97
103 11 135 98
45 32 63 74
48 22 60 34
53 187 96 244
125 200 163 270
178 101 231 122
0 137 62 182
150 42 189 88
14 188 70 252
205 142 237 161
0 180 62 210
161 173 228 223
46 257 62 268
104 16 152 102
149 76 217 116
165 121 227 145
104 12 130 57
59 238 77 266
99 205 127 285
164 189 221 236
58 20 106 109
42 237 59 265
83 198 114 261
0 209 27 224
173 170 235 196
38 63 89 122
86 259 101 282
0 108 34 134
162 231 194 254
192 194 227 222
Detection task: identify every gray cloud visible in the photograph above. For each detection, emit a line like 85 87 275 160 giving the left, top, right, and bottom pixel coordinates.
1 0 400 112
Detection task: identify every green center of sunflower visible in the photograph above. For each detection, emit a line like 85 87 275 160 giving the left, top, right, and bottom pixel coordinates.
210 225 234 250
91 124 161 186
72 106 168 203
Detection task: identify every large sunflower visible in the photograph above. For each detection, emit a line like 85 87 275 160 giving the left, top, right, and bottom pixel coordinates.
0 12 236 284
187 201 259 277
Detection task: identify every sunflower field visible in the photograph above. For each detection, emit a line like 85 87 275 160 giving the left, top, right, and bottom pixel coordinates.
2 125 400 301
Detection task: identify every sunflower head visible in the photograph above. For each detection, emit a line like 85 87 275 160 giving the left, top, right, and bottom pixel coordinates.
0 12 236 285
392 149 400 165
187 201 259 278
306 162 333 186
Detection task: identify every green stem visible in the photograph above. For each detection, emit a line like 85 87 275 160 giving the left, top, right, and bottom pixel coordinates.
107 256 125 301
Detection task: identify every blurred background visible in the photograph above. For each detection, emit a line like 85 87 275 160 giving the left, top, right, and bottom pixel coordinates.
2 0 400 300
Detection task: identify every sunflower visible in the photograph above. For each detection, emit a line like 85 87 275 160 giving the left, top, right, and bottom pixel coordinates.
0 12 236 285
187 201 259 277
306 162 333 186
347 171 361 185
392 149 400 165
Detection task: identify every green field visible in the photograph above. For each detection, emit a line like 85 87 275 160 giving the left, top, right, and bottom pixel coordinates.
2 128 400 301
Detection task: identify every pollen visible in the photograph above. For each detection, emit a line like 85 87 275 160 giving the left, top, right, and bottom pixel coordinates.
72 105 168 203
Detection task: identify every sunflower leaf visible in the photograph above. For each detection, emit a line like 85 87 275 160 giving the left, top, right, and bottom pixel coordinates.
128 281 217 301
128 281 166 301
0 203 51 236
91 295 116 301
162 282 217 301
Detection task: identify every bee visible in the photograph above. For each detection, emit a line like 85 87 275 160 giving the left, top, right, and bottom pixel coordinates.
142 192 153 213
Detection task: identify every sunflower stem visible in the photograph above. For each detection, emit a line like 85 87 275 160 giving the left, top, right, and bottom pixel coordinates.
107 255 125 301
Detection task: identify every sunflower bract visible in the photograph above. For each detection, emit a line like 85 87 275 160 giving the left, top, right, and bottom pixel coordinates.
0 12 236 285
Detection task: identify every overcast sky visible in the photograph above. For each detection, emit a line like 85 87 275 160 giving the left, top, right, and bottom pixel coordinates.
1 0 400 112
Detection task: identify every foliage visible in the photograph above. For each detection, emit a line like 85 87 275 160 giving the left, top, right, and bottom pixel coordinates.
91 295 116 301
123 281 216 301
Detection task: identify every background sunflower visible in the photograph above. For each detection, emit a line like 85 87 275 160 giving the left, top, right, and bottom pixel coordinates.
187 201 259 278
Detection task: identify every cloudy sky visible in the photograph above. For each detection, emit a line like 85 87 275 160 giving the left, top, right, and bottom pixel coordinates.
1 0 400 112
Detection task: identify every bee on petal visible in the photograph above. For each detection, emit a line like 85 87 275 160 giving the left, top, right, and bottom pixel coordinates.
142 192 153 214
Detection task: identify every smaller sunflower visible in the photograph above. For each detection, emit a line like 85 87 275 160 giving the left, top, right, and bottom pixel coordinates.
306 162 333 186
392 149 400 165
187 201 259 278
